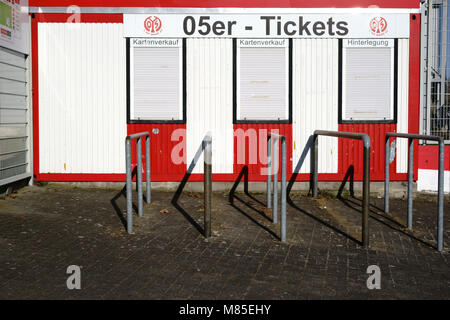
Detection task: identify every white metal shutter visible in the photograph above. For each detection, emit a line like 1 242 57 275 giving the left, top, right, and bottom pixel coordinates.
0 46 30 185
343 47 393 120
132 46 182 120
238 47 288 120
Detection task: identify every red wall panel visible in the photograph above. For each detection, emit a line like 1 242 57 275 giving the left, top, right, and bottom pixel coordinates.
338 124 402 181
419 146 450 171
233 124 293 181
127 124 187 181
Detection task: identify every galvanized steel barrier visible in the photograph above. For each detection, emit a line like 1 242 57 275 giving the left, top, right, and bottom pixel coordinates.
311 130 371 248
384 132 445 252
125 132 151 234
267 132 287 243
203 134 212 238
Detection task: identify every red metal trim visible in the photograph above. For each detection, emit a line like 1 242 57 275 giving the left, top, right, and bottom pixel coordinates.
31 16 40 180
409 13 421 181
29 0 421 9
36 172 408 182
33 13 123 23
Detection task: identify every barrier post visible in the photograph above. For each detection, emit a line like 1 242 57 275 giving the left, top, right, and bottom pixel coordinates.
137 137 143 217
267 136 272 209
438 139 444 252
312 134 319 198
126 139 133 234
146 135 151 204
280 137 287 243
273 137 279 224
204 135 212 238
384 136 390 213
362 144 370 248
408 138 414 230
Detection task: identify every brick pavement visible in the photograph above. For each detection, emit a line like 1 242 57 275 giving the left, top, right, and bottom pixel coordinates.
0 185 448 299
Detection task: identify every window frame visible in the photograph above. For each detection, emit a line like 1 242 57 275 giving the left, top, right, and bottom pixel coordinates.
233 38 293 124
126 38 187 124
338 38 398 124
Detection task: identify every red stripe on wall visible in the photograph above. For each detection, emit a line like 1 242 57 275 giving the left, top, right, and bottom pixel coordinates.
409 13 421 180
29 0 421 9
31 16 40 180
419 146 450 171
33 13 123 23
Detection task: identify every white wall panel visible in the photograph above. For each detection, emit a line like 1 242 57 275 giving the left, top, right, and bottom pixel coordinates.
396 39 410 173
186 38 233 174
38 23 126 174
292 39 339 173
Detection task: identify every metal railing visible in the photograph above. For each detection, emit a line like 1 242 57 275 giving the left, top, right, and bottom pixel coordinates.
384 132 445 252
267 132 287 243
125 132 151 234
311 130 371 248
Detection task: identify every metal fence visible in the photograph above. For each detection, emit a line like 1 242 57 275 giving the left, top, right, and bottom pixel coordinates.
125 132 151 234
423 0 450 141
384 132 445 252
311 130 371 248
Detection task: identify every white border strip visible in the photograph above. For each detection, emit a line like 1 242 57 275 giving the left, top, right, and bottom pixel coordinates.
29 7 421 14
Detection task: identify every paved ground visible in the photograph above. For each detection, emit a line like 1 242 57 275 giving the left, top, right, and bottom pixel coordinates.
0 183 449 299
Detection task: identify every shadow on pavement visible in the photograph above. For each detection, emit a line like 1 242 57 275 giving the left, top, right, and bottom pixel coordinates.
171 137 208 236
228 166 278 239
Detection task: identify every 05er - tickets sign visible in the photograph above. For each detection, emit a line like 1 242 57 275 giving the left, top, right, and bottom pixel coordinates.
124 13 410 39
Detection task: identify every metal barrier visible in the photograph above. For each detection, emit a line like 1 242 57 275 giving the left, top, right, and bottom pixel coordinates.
204 135 212 238
311 130 371 248
384 132 445 252
267 132 287 243
125 132 151 234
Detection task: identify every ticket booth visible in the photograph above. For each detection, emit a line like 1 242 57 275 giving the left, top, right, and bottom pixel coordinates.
30 1 421 183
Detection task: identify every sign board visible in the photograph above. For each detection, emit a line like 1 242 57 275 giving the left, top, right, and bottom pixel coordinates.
0 0 29 54
124 13 410 39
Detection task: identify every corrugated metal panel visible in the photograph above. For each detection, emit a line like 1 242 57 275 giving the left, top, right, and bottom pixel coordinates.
292 38 339 174
339 123 397 180
234 124 292 180
127 124 186 180
186 38 233 174
0 46 30 183
396 39 410 173
38 23 126 174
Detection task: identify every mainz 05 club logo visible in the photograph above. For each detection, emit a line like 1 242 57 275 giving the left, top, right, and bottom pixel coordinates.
144 16 162 35
370 17 388 36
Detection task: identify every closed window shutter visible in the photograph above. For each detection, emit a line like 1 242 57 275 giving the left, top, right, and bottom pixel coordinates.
343 47 393 120
238 47 288 120
132 46 181 120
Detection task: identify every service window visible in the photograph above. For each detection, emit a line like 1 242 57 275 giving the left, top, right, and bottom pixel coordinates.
129 38 185 123
340 39 397 123
235 39 291 123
